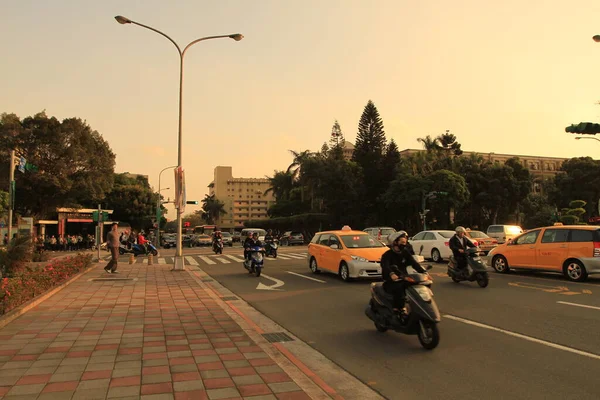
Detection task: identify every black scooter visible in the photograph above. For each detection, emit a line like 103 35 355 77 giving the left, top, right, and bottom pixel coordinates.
447 247 489 288
365 262 441 350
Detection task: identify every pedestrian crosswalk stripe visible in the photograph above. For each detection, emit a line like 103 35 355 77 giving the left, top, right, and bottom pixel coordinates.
225 255 245 262
185 256 199 266
275 255 292 260
158 258 166 264
288 252 308 257
282 254 304 259
198 256 216 265
215 257 231 264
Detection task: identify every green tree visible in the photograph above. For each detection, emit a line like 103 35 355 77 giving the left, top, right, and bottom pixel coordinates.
417 135 440 151
436 130 463 156
0 112 116 218
329 120 345 148
521 193 555 229
549 157 600 217
0 190 8 217
264 170 295 202
382 139 401 185
352 100 388 224
104 174 158 230
199 194 227 224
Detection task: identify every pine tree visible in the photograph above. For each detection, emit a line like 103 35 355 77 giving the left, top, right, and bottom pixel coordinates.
329 120 344 149
352 100 386 165
320 142 329 156
352 100 388 224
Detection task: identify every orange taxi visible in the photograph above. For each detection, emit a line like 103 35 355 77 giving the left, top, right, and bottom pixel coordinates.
488 225 600 282
307 226 389 282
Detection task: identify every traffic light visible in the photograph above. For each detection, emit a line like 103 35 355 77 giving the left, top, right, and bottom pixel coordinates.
184 222 191 227
186 201 198 205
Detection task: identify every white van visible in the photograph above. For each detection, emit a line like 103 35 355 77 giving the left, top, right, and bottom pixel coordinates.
240 228 267 243
486 225 523 244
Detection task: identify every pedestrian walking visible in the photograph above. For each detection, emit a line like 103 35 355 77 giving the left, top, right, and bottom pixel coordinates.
104 223 120 274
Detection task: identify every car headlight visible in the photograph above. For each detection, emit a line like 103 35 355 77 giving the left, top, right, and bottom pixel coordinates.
351 255 368 262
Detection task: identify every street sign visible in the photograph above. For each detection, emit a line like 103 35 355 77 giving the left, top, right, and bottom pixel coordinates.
18 157 25 173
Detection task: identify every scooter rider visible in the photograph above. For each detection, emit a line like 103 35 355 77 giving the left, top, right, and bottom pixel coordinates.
380 231 427 316
243 232 255 263
449 226 476 271
212 230 223 251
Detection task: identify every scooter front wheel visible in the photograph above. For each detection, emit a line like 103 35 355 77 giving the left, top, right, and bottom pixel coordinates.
418 320 440 350
476 273 489 288
255 267 261 277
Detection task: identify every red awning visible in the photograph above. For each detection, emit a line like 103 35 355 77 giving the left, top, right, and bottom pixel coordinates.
67 219 93 223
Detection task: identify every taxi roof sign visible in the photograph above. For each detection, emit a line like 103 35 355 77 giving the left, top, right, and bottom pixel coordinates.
341 225 352 231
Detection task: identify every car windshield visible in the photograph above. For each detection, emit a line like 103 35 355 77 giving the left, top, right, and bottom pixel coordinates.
340 234 385 248
221 232 231 237
199 235 210 239
380 228 396 235
468 231 488 239
437 231 454 239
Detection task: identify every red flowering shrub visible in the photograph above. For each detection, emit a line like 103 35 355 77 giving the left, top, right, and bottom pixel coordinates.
0 254 92 315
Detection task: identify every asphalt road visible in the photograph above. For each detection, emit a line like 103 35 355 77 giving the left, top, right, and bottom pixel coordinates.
145 245 600 400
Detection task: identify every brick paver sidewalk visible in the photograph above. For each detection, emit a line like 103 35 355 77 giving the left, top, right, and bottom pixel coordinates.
0 262 313 400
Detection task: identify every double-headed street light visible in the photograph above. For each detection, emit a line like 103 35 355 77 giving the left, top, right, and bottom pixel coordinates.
114 15 243 271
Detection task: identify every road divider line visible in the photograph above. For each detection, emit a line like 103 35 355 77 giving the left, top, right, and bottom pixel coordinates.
444 314 600 361
198 256 216 265
287 271 326 283
557 301 600 311
185 256 199 266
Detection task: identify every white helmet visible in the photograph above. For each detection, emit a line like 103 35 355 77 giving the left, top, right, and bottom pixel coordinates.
455 226 466 233
388 231 408 244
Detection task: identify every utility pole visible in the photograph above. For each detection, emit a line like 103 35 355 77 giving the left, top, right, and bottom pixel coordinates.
97 204 101 262
7 150 16 241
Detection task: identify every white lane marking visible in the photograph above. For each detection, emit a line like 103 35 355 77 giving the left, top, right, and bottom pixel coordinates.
225 255 245 262
287 252 308 256
286 271 326 283
215 257 231 264
257 273 285 290
557 301 600 311
185 256 199 266
157 258 166 264
198 256 216 265
281 254 305 259
444 314 600 361
274 255 292 260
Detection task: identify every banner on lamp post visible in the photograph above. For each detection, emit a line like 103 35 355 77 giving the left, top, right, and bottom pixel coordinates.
174 167 185 213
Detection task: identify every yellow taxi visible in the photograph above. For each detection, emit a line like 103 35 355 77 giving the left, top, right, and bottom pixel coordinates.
307 226 389 282
488 225 600 282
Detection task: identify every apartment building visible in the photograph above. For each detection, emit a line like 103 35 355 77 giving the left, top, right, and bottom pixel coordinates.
208 166 275 229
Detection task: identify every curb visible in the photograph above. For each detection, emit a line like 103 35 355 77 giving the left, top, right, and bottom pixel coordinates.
0 260 98 330
185 268 336 400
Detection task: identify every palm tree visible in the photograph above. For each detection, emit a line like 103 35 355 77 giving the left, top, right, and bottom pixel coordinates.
417 135 441 152
200 194 226 224
264 170 295 201
436 130 463 156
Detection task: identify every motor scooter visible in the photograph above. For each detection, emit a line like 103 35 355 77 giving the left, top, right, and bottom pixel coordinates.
447 247 489 288
244 246 265 277
364 261 441 350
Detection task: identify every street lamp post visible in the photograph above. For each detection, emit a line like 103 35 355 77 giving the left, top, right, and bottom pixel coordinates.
115 15 243 271
156 166 177 247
